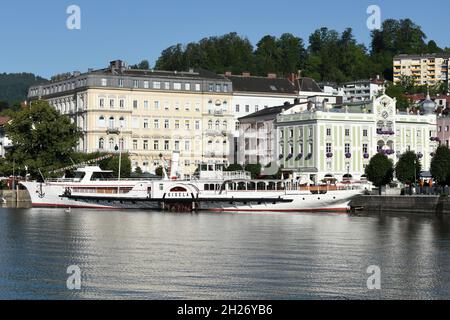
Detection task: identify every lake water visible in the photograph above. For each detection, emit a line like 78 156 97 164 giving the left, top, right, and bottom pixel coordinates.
0 208 449 300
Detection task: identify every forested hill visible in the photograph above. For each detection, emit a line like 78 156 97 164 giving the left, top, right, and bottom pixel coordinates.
153 19 450 84
0 73 48 105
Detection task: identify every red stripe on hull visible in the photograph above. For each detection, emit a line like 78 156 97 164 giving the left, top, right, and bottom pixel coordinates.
32 203 115 210
206 208 350 213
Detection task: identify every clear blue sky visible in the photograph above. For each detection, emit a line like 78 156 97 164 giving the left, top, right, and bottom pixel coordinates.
0 0 449 78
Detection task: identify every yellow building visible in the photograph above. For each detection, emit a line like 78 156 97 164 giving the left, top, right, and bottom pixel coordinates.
394 54 450 87
27 60 233 177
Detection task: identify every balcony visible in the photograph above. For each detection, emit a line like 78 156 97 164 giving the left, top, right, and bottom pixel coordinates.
106 127 121 134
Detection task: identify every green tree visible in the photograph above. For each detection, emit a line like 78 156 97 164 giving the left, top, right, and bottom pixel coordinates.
224 164 243 171
430 146 450 186
277 33 307 76
101 153 131 178
130 60 150 70
155 166 164 177
365 153 394 195
395 151 421 185
4 100 82 178
134 166 143 175
244 164 262 179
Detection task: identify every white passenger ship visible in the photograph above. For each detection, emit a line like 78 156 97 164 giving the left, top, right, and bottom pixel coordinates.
21 152 366 212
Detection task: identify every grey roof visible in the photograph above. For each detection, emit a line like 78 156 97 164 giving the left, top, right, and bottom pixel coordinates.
238 101 308 122
90 67 228 81
394 53 450 60
294 77 322 92
225 75 297 94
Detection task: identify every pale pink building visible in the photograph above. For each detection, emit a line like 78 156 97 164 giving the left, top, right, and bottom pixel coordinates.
437 116 450 148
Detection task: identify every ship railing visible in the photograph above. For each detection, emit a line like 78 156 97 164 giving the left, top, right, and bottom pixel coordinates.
223 171 252 180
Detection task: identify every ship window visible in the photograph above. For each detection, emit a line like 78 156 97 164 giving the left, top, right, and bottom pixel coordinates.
91 172 114 180
74 172 86 180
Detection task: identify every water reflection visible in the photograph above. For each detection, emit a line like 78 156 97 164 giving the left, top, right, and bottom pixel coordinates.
0 208 449 299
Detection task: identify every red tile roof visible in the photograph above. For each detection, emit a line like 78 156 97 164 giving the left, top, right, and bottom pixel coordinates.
0 116 10 126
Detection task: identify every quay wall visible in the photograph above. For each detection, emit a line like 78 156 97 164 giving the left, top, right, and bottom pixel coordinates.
350 195 450 215
0 190 32 208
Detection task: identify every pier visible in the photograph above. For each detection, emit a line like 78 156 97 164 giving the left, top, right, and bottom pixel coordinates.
350 195 450 215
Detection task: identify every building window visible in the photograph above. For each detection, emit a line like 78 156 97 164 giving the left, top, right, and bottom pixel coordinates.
119 117 125 128
98 116 105 127
345 143 350 154
133 80 139 88
144 101 149 109
185 120 190 130
215 120 220 131
144 81 149 89
164 82 170 90
235 122 240 131
109 138 115 150
164 119 170 129
195 83 201 91
154 140 159 150
143 119 149 129
326 143 332 153
185 140 190 151
174 83 181 90
195 121 200 130
363 129 368 137
185 83 191 91
99 138 104 150
119 99 125 109
208 84 214 92
154 119 159 129
215 84 221 92
363 144 368 154
153 82 161 89
118 79 124 87
110 99 115 108
109 117 115 129
154 101 160 109
174 140 180 151
164 140 170 150
236 105 240 112
101 79 107 86
245 105 250 113
255 105 259 112
143 140 148 150
133 140 138 150
345 129 350 137
132 117 139 129
223 84 229 92
99 98 104 108
208 120 213 130
326 128 332 136
133 100 138 109
175 120 180 129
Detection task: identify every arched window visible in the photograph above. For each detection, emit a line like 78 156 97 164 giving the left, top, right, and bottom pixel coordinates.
119 117 125 128
98 138 104 150
119 138 125 150
215 120 220 131
109 116 115 129
98 116 105 127
223 121 227 130
208 120 213 130
109 138 115 150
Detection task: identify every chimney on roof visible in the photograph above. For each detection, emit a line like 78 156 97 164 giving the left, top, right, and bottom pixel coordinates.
267 73 277 79
242 72 251 77
110 60 126 73
225 71 232 76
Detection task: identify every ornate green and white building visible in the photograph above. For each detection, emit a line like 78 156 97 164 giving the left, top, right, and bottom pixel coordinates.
276 95 438 184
